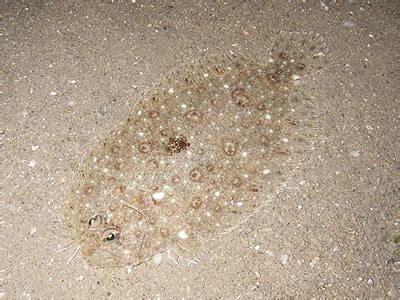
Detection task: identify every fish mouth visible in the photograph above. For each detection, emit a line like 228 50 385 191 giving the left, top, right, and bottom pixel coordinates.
83 244 126 268
82 239 150 268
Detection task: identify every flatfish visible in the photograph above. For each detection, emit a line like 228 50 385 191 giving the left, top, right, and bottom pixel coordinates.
64 32 330 268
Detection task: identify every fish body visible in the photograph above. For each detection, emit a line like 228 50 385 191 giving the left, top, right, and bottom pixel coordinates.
65 31 329 268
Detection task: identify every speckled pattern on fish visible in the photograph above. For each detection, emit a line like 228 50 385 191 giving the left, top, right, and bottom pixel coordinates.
64 31 330 268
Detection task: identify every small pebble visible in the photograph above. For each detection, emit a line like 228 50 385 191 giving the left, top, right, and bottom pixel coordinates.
291 74 301 81
262 169 271 175
393 261 400 272
28 160 36 167
153 253 162 266
280 254 288 265
343 20 355 28
29 227 37 235
350 150 360 157
309 256 320 267
178 230 189 240
31 144 39 152
242 28 250 36
265 250 274 257
152 192 165 201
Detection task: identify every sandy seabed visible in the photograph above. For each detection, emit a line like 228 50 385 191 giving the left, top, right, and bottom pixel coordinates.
1 0 399 298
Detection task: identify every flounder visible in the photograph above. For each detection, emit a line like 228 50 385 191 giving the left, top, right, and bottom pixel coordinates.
64 31 330 268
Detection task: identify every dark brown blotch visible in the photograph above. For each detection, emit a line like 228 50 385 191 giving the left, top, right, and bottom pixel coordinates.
231 175 242 187
84 186 94 195
185 110 203 122
171 175 180 183
138 141 152 153
231 87 250 107
191 197 202 209
189 167 203 181
213 204 222 213
165 136 190 154
160 227 170 238
114 161 123 170
148 159 159 168
148 110 159 118
223 141 237 156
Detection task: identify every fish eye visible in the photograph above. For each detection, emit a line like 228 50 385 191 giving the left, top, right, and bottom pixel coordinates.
100 227 120 242
106 234 115 241
88 214 103 230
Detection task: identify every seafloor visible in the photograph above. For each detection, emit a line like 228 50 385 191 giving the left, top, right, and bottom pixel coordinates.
1 0 399 298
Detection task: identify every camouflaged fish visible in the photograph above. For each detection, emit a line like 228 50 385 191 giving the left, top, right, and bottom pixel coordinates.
64 31 329 268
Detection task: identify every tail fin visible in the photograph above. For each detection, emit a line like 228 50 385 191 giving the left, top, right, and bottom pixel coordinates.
269 31 331 78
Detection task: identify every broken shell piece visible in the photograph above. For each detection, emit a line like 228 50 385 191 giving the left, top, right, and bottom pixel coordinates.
178 230 189 240
152 191 165 204
100 227 120 242
153 253 162 266
313 52 325 58
291 74 301 81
